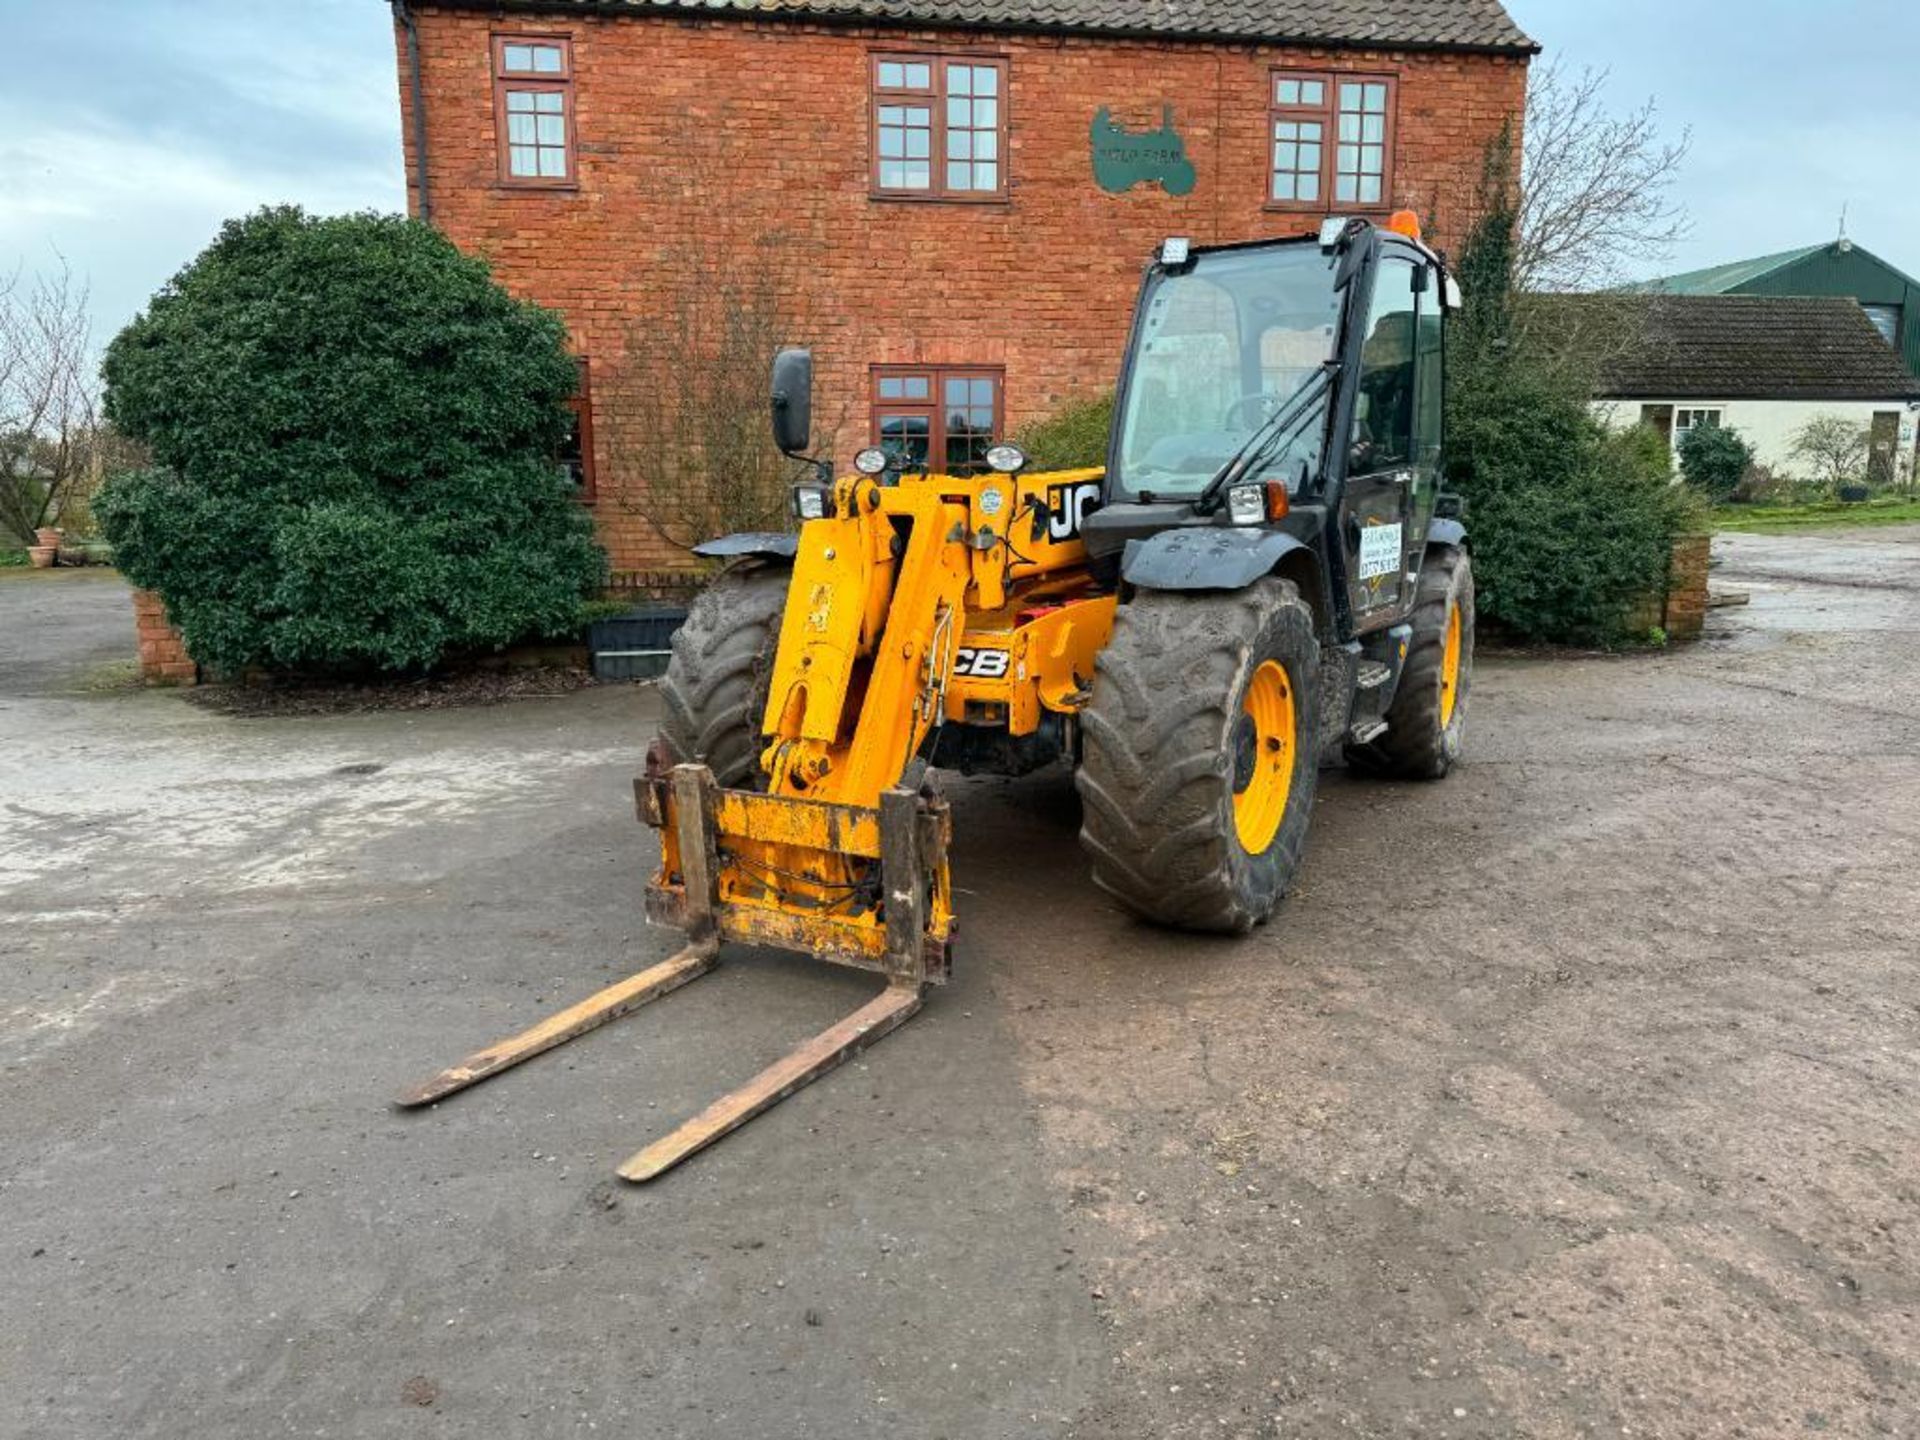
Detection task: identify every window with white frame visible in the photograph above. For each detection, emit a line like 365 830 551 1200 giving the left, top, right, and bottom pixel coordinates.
1672 407 1723 451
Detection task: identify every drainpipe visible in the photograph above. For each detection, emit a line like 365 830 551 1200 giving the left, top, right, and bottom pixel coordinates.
394 0 433 225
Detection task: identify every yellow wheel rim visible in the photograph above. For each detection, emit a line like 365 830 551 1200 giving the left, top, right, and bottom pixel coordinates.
1439 602 1463 727
1231 660 1296 855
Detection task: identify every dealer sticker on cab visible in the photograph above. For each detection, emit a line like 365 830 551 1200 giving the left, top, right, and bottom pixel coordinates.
1358 522 1403 582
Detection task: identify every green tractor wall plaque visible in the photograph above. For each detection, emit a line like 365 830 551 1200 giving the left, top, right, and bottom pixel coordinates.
1091 105 1197 197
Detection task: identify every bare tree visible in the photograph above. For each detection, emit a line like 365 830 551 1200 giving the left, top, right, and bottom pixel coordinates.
0 259 105 545
1517 62 1691 293
613 235 829 555
1787 413 1870 493
610 116 844 561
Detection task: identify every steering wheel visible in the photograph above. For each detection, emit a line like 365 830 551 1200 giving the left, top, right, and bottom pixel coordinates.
1222 392 1280 429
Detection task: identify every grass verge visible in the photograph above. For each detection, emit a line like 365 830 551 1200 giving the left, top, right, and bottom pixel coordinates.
1715 497 1920 533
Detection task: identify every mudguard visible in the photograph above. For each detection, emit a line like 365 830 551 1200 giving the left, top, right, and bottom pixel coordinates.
1121 527 1309 591
691 532 799 562
1427 518 1468 551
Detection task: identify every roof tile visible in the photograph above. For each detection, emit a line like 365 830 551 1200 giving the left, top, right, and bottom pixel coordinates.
456 0 1536 51
1540 294 1920 402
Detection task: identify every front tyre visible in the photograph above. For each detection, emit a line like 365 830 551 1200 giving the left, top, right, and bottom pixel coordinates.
1347 546 1473 780
657 564 789 788
1076 579 1320 934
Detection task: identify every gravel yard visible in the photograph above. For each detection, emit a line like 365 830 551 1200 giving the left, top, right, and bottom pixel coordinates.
4 530 1917 1438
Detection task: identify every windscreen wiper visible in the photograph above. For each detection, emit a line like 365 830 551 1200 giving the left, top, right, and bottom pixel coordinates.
1192 360 1336 516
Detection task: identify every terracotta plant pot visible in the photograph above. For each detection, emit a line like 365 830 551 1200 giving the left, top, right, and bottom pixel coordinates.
28 545 57 568
34 526 62 548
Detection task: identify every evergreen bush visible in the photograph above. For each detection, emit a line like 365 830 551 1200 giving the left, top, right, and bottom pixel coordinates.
1444 142 1697 646
97 206 605 675
1677 423 1753 503
1014 392 1113 471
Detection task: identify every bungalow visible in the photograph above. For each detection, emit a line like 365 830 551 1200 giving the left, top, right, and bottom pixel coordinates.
1566 293 1920 486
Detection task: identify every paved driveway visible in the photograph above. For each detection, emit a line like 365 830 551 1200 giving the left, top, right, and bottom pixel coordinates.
3 535 1917 1438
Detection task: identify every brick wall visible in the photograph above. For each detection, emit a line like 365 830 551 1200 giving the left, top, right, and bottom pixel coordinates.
400 9 1528 575
132 590 197 685
1663 532 1711 642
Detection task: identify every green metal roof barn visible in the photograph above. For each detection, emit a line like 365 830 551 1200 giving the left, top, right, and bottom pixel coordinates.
1631 239 1920 379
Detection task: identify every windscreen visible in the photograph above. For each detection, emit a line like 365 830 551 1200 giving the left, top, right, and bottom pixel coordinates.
1112 244 1342 498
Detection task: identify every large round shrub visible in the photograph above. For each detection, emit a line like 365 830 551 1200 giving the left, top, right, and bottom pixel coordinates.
1677 423 1753 504
1450 359 1694 645
98 206 604 674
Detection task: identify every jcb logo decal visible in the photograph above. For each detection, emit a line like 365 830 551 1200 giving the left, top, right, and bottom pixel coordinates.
952 648 1011 679
1044 482 1103 543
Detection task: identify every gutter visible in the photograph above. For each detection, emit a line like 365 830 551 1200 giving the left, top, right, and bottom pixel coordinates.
394 0 434 224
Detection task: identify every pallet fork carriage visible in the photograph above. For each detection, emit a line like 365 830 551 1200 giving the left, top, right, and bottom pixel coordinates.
397 763 951 1182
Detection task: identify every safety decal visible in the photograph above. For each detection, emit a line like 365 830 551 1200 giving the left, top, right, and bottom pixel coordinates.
1357 523 1403 582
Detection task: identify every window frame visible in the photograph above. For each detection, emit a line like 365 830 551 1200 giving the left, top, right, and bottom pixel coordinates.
1266 68 1398 215
492 33 577 190
869 52 1011 204
1672 406 1724 454
560 358 597 502
870 365 1006 474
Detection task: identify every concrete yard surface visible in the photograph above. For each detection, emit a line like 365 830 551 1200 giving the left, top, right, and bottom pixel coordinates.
2 532 1918 1438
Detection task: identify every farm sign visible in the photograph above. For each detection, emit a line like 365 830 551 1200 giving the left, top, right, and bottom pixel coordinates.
1091 106 1197 197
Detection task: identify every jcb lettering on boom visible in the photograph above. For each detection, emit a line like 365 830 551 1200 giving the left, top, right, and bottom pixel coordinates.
1045 481 1103 542
952 648 1011 679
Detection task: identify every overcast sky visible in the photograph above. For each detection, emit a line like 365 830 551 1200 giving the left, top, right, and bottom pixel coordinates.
2 0 1916 347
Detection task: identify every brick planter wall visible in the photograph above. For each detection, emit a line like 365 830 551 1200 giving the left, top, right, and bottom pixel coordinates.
1662 533 1711 642
132 589 198 685
1624 533 1712 642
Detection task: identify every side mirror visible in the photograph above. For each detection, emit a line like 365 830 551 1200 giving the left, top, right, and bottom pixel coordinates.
770 348 813 457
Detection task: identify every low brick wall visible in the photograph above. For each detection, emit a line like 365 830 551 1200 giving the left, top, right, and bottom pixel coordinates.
132 589 197 685
1625 533 1712 642
1663 533 1711 642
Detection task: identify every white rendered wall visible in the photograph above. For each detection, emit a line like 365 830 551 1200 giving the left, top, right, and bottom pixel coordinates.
1592 397 1920 480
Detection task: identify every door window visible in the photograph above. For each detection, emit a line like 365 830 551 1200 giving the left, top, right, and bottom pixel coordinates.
1413 278 1443 470
1349 259 1417 474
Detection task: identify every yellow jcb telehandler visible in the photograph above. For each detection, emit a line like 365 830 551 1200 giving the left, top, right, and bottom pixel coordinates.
400 216 1475 1180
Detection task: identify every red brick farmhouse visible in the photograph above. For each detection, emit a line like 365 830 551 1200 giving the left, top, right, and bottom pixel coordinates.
388 0 1535 583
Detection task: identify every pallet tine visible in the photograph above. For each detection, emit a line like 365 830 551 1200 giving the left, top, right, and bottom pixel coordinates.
615 981 923 1183
396 764 727 1111
395 939 720 1108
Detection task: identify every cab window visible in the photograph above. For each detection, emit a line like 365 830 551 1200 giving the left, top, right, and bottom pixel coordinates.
1349 257 1417 474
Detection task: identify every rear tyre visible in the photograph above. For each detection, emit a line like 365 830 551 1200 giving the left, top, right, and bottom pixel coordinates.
1076 578 1320 934
657 564 789 788
1347 546 1473 780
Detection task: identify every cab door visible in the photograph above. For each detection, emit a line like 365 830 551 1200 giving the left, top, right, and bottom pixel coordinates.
1338 254 1423 630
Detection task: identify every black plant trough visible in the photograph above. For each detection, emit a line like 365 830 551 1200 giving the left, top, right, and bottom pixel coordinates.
588 603 687 681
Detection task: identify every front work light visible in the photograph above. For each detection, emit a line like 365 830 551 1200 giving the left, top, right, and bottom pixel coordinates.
853 447 890 476
984 444 1028 475
792 484 833 521
1226 484 1265 526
